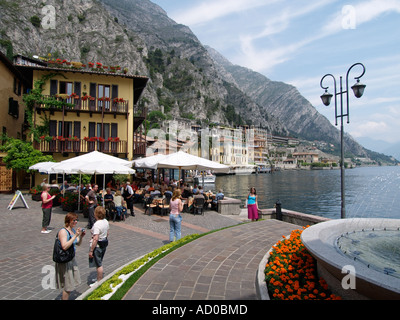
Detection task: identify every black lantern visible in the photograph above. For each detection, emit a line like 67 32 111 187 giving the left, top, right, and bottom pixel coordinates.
320 90 333 106
351 79 366 98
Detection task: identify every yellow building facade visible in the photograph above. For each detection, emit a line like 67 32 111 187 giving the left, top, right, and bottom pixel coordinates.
0 52 30 191
14 56 148 186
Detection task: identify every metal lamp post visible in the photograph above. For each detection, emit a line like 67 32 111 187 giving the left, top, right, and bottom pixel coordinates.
320 63 366 219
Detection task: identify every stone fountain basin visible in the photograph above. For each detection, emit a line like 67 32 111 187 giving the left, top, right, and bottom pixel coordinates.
301 218 400 300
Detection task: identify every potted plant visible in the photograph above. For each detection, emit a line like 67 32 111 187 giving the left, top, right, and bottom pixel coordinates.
30 185 43 201
60 192 79 211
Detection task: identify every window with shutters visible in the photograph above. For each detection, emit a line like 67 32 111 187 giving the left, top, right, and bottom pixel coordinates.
8 98 19 118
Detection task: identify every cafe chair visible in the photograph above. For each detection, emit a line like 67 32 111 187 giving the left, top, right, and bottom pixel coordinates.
144 197 157 215
159 198 171 216
193 197 205 215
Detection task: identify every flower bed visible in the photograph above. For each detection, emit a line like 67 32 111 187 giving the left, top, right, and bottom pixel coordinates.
264 227 341 300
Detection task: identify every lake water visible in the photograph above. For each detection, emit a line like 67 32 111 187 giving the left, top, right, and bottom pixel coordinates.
211 166 400 220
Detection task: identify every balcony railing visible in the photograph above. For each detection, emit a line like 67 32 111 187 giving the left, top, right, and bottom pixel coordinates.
35 138 127 154
35 138 147 156
36 96 129 114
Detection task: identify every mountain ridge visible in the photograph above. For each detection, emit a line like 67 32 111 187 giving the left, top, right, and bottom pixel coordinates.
0 0 396 164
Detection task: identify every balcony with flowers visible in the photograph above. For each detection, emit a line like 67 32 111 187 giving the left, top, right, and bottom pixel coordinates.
47 59 128 75
36 135 127 155
35 93 129 115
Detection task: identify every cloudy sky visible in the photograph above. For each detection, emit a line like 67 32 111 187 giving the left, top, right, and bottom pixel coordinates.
151 0 400 149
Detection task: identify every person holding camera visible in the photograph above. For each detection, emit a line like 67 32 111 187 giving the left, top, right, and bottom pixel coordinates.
55 212 86 300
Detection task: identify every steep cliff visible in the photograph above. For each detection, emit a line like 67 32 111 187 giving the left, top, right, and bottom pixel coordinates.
0 0 395 162
206 46 368 157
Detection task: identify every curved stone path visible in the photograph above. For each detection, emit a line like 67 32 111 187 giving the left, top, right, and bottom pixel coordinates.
123 219 298 300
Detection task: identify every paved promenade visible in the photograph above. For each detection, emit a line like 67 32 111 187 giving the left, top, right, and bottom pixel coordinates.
0 192 298 300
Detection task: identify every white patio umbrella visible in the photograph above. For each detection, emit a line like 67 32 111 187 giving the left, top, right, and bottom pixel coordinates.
134 151 229 184
132 153 168 169
46 151 134 209
59 150 133 167
133 151 229 172
29 161 58 183
29 161 57 173
157 151 230 173
73 161 135 176
71 161 135 208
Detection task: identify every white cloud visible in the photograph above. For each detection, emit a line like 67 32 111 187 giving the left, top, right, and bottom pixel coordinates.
235 0 400 74
350 121 389 138
349 104 400 143
323 0 400 35
173 0 276 26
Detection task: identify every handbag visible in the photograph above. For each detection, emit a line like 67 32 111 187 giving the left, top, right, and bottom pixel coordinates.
98 238 108 249
53 228 75 263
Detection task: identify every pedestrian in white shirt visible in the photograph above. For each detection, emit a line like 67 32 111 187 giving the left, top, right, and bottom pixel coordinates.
89 206 109 285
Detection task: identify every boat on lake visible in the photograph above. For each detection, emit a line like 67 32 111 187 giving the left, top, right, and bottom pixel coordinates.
194 174 216 184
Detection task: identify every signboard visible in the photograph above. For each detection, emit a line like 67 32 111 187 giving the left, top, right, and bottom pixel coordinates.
7 190 29 210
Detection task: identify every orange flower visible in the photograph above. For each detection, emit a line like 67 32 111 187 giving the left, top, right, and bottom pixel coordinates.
264 227 342 301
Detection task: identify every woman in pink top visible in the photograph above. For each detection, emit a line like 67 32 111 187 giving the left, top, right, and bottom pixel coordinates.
169 189 183 242
41 184 56 234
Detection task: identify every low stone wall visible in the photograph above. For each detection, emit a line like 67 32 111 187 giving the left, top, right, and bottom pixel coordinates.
259 208 330 226
217 197 241 215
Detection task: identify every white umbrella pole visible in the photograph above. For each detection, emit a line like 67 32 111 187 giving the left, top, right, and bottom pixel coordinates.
78 174 81 211
103 174 105 207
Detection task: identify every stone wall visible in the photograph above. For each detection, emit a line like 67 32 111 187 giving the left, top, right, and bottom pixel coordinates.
259 208 330 226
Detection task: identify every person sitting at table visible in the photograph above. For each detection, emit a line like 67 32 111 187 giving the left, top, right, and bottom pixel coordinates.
104 188 114 220
144 180 153 192
60 180 70 191
163 186 172 204
160 181 168 194
150 187 161 198
182 183 192 199
193 190 205 203
50 180 59 189
211 189 224 211
104 188 113 204
113 190 127 221
198 186 204 194
131 180 139 192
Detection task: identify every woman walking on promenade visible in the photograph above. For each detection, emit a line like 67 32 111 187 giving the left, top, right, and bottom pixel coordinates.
55 212 85 300
169 189 183 242
89 206 109 285
247 187 259 221
41 184 56 234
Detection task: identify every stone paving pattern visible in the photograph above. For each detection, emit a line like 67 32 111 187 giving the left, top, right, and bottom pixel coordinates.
0 192 298 300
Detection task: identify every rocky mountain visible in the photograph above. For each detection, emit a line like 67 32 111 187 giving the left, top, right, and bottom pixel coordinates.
205 46 368 157
0 0 396 163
